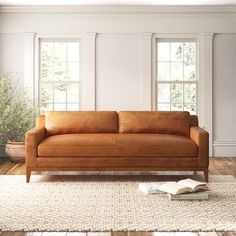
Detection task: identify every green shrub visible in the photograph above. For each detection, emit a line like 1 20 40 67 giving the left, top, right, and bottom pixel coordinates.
0 72 36 143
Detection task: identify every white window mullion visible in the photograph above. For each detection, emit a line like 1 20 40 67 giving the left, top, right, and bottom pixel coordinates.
52 42 55 112
65 42 68 111
182 43 185 111
52 82 55 111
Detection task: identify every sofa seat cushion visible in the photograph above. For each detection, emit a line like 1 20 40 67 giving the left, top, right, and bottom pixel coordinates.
117 134 197 157
38 134 197 157
38 134 118 157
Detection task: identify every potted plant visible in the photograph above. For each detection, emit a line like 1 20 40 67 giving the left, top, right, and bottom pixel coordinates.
0 72 36 162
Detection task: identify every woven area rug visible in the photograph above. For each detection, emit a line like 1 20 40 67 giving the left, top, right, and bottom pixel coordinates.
0 174 236 232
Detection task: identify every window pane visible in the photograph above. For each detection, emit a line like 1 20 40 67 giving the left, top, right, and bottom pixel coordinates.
41 62 53 81
41 103 53 113
171 103 183 111
40 83 53 104
41 42 53 62
54 84 66 103
171 84 183 103
183 42 196 65
158 84 170 103
171 62 183 81
68 62 79 81
171 43 183 61
158 103 170 111
67 84 79 103
68 42 79 62
184 103 196 115
41 42 53 81
184 64 196 81
184 84 196 103
158 42 170 61
54 103 66 111
67 103 79 111
158 62 170 81
54 62 67 81
54 42 66 62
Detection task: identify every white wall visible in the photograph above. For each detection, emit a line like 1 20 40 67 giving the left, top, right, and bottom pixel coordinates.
96 34 141 110
0 6 236 156
0 33 24 74
213 33 236 157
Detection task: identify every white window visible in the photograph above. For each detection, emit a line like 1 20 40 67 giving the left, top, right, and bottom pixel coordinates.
39 39 80 113
156 40 197 114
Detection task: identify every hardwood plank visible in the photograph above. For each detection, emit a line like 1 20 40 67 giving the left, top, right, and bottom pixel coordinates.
88 233 111 236
5 163 25 175
216 233 224 236
216 232 236 236
111 232 128 236
153 232 175 236
222 232 236 236
175 233 197 236
28 233 43 236
0 157 8 166
42 233 66 236
127 233 155 236
66 233 86 236
198 232 218 236
151 233 176 236
0 161 16 174
0 233 42 236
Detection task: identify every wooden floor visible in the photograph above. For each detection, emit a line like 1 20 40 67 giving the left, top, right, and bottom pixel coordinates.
0 157 236 236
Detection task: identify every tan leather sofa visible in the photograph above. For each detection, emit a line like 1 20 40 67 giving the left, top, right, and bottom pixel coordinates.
25 111 209 183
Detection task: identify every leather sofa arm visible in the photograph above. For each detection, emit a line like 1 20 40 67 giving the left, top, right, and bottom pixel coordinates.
190 127 209 167
25 127 45 166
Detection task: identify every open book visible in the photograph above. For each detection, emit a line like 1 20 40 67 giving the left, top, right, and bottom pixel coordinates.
158 178 208 195
139 182 175 194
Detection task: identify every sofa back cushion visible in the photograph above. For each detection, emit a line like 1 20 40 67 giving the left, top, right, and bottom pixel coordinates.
119 111 191 137
45 111 118 135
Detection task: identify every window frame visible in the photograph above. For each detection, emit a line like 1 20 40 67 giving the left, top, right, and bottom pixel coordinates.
153 35 200 115
35 34 82 113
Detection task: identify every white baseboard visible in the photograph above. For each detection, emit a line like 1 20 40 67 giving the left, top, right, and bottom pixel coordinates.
213 141 236 157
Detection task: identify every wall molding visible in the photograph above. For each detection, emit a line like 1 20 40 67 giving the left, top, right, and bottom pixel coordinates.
85 32 97 110
1 5 236 13
213 141 236 146
213 141 236 157
141 32 153 110
24 32 36 103
200 32 214 157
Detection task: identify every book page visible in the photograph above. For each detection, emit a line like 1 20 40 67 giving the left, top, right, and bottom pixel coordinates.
139 182 176 194
158 182 192 195
177 179 207 190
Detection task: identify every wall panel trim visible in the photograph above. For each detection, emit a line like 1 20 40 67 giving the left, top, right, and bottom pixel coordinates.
2 5 236 13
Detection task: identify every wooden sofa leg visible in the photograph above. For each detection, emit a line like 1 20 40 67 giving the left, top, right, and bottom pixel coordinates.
204 169 209 182
26 168 31 183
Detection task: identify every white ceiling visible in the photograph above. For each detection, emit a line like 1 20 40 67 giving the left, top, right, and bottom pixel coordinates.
1 0 236 5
